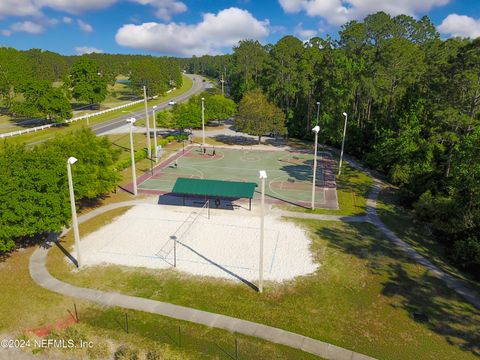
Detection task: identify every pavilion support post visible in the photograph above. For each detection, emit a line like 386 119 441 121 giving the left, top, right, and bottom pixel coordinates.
249 198 251 211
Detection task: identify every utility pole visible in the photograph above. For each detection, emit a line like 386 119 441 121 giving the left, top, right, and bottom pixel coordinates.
143 85 152 159
201 97 205 148
258 170 267 293
221 72 224 97
311 126 320 210
339 112 348 176
127 118 138 195
67 157 82 268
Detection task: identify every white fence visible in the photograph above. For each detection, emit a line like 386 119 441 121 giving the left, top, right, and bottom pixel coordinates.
0 95 159 139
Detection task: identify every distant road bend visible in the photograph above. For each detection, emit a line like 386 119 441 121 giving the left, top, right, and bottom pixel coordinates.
92 74 206 135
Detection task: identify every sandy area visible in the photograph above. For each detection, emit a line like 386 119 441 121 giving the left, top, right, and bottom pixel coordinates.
76 204 318 283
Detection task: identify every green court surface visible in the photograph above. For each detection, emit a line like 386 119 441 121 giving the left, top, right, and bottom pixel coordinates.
139 147 332 207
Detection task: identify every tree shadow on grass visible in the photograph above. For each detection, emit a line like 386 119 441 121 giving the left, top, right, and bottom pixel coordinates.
383 264 480 355
212 134 258 146
315 223 480 355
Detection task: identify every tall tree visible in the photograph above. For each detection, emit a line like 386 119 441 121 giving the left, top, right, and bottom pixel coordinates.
12 81 72 122
230 40 267 100
67 57 108 105
236 89 286 143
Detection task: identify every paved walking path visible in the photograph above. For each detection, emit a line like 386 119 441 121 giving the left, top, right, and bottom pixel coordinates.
343 155 480 310
29 244 374 360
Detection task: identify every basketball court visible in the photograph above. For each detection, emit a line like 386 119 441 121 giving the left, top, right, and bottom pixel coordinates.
135 146 338 209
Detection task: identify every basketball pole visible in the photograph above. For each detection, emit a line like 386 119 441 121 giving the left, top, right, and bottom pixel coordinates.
311 126 320 210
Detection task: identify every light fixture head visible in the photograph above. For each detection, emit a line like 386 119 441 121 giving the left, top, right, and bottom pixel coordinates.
152 105 158 110
342 112 347 117
126 117 137 124
259 170 268 179
316 101 320 105
312 125 320 133
68 157 78 165
201 97 205 101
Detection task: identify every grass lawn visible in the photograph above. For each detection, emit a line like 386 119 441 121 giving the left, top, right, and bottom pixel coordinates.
47 211 480 360
0 247 72 333
20 304 318 360
376 186 480 297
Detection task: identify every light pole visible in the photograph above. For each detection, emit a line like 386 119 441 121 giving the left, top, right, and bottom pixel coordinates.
221 73 225 97
311 126 320 210
152 105 158 162
338 112 348 176
258 170 267 293
67 157 82 268
315 101 320 125
127 117 138 195
201 97 205 149
143 85 152 159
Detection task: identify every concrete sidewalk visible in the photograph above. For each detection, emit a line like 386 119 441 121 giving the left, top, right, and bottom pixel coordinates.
29 245 375 360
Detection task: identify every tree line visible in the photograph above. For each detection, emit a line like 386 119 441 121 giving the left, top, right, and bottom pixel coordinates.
180 12 480 277
0 49 182 123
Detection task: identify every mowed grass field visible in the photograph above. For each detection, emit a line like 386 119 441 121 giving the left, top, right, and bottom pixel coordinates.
46 206 480 359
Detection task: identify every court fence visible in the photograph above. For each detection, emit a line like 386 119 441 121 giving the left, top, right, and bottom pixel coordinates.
38 302 264 360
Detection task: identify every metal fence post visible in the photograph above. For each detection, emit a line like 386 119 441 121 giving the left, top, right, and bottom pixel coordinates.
74 303 79 322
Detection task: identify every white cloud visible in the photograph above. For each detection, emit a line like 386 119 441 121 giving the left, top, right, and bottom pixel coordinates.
130 0 187 21
1 29 12 37
62 16 73 24
294 22 317 39
35 0 117 14
438 14 480 39
0 0 116 18
77 19 93 33
0 0 41 17
0 0 188 20
75 46 104 55
115 7 270 56
10 21 45 34
46 17 60 25
279 0 450 26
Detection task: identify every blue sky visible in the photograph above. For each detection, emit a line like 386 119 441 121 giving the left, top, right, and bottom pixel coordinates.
0 0 479 57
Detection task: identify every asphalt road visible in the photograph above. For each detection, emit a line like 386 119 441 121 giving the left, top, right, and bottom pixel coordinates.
91 74 207 135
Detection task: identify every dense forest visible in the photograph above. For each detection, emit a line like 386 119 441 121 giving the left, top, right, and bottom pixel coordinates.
180 12 480 278
0 49 182 122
